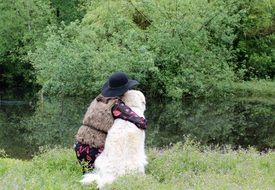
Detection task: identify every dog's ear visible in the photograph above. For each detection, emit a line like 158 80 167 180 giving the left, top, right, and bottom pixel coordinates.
122 90 146 111
138 91 146 106
136 90 146 111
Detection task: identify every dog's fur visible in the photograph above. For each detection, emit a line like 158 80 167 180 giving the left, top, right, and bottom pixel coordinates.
80 90 147 188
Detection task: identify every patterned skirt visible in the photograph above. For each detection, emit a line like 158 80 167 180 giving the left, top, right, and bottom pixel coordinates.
74 142 104 173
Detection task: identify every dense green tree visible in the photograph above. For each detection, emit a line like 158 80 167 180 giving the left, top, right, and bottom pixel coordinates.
235 0 275 79
30 0 242 98
0 0 55 88
50 0 90 24
1 0 274 98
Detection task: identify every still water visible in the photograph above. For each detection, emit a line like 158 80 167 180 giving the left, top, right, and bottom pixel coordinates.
0 92 275 159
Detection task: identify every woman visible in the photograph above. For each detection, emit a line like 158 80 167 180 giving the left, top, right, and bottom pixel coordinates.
75 72 147 173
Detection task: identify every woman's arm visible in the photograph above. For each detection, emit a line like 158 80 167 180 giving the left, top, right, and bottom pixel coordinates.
111 100 147 130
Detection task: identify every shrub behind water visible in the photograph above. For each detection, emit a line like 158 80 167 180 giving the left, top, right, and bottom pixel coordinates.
30 0 241 98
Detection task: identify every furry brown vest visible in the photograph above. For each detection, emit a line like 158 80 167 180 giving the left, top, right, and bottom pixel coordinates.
75 95 118 148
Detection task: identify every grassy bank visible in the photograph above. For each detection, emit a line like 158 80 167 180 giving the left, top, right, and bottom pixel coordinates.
0 140 274 190
232 80 275 98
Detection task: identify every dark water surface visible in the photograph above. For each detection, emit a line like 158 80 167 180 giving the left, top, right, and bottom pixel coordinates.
0 92 275 159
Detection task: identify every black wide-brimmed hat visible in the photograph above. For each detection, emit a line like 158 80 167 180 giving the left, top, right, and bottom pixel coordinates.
101 72 139 97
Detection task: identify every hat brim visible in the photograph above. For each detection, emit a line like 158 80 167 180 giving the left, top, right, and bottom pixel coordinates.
101 79 139 97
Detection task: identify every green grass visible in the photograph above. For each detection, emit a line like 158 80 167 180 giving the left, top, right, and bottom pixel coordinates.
1 140 274 190
232 80 275 97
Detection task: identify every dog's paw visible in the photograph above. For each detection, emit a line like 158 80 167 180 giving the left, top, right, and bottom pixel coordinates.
80 173 98 185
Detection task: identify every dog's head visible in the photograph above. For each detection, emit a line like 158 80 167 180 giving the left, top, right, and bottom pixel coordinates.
122 90 146 113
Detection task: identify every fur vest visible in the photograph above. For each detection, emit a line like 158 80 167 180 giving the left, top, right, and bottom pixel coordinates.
75 95 118 148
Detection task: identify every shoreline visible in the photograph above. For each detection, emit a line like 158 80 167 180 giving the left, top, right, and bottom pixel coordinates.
1 141 274 189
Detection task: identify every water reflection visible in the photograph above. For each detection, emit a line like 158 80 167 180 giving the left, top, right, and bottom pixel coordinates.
0 94 274 159
146 98 275 150
0 95 89 159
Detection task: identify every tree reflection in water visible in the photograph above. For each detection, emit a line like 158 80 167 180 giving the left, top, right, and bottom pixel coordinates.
1 95 275 159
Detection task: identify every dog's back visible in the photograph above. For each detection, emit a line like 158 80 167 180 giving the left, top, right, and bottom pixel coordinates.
89 90 147 188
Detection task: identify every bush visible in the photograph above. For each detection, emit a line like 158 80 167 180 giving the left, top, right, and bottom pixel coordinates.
0 0 55 88
30 0 242 98
235 0 275 79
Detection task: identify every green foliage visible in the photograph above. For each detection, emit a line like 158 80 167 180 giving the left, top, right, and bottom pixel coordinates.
30 0 241 98
235 0 275 79
30 5 154 96
1 141 274 189
1 0 274 98
232 80 275 97
0 158 25 178
50 0 91 24
0 149 91 190
140 141 275 190
0 0 55 88
143 0 238 98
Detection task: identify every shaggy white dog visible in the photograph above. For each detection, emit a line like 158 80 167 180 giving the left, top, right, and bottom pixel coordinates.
80 90 147 188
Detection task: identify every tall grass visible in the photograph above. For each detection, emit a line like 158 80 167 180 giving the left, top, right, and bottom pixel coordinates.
1 140 274 190
232 80 275 97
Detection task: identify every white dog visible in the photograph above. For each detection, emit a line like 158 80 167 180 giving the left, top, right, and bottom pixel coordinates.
80 90 147 188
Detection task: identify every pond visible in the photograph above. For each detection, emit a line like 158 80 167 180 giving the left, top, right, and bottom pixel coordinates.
0 91 275 160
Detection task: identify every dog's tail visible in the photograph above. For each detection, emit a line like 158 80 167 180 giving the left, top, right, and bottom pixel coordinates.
80 173 99 185
80 172 116 189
